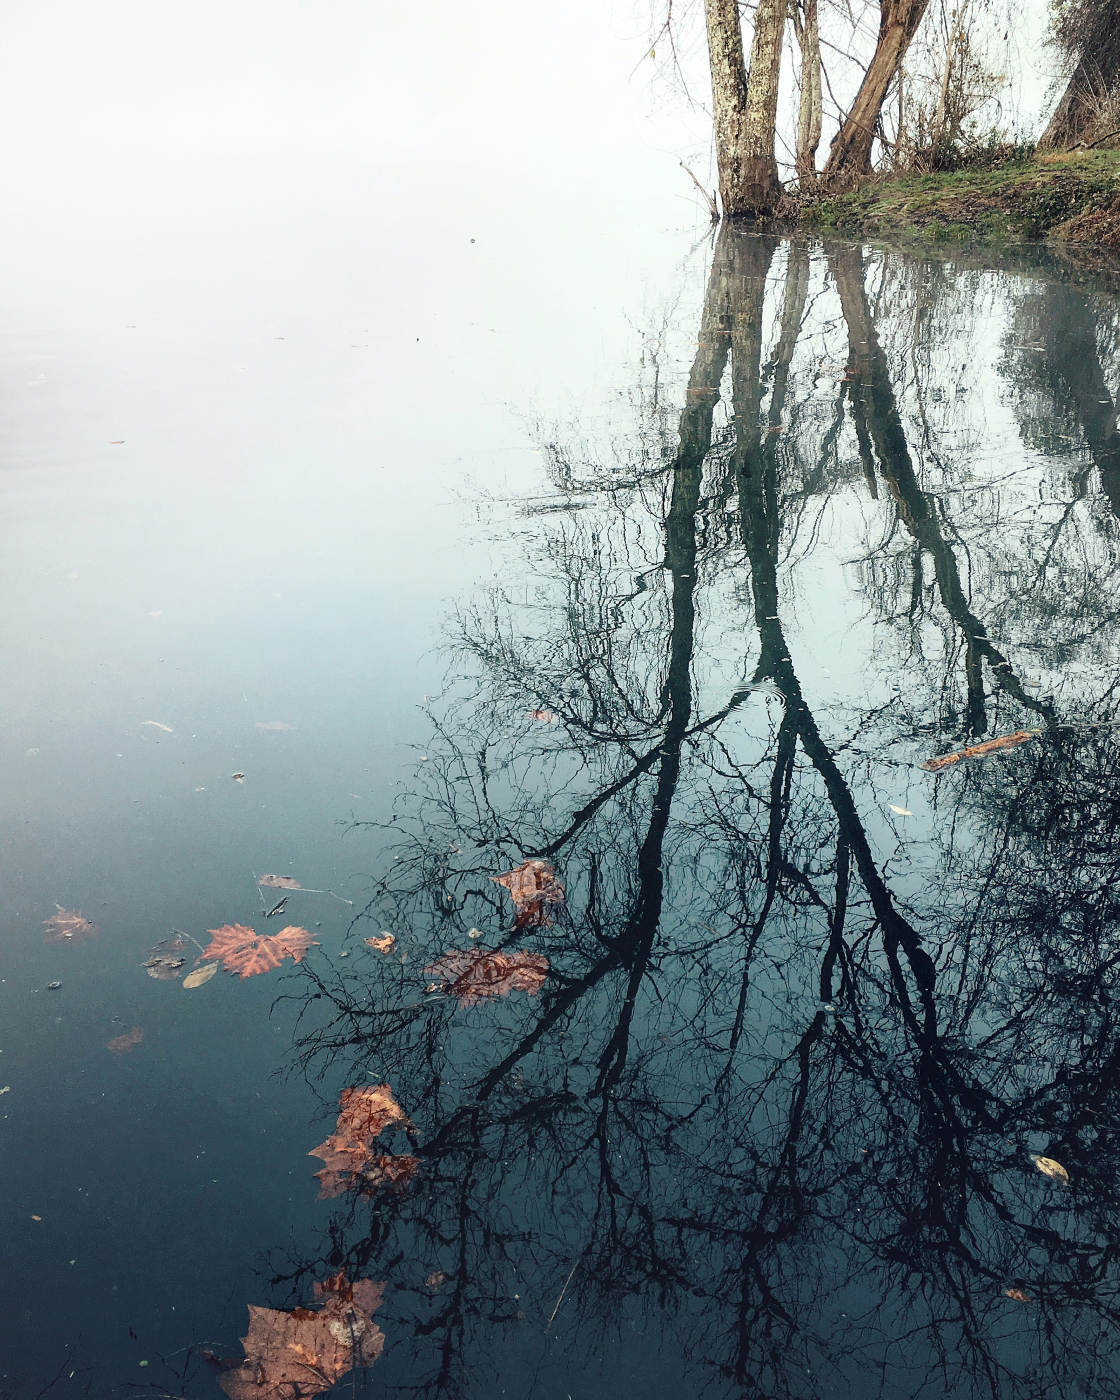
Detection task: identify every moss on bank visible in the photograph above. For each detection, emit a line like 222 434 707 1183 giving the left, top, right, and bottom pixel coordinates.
789 150 1120 248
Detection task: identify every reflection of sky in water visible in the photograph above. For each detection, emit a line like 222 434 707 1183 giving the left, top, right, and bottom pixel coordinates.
3 164 1120 1400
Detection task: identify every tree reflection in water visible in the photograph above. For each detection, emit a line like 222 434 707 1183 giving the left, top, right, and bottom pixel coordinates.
280 233 1120 1400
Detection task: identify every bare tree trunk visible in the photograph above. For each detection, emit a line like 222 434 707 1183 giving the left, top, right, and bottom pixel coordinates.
743 0 788 207
792 0 823 185
1038 57 1106 150
703 0 787 215
704 0 753 214
931 3 966 151
823 0 932 180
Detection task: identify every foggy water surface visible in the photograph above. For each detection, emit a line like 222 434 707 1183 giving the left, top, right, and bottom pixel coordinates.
4 217 1120 1400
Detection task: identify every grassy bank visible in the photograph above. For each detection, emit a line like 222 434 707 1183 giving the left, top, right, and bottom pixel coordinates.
791 149 1120 247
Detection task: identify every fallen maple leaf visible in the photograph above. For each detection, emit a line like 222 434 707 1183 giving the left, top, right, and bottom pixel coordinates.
107 1026 144 1054
333 1084 411 1144
922 730 1037 772
258 874 301 890
314 1151 421 1200
309 1085 417 1198
43 908 98 945
142 935 188 980
365 933 395 954
199 924 317 978
218 1274 385 1400
1004 1287 1033 1301
491 859 564 928
424 947 549 1007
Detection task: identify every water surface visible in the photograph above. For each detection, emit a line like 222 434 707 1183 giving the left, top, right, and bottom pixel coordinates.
4 224 1120 1400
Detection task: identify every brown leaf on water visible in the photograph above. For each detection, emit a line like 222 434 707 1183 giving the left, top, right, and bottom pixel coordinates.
308 1085 417 1198
199 923 317 978
491 859 564 928
1031 1153 1070 1183
365 934 395 954
217 1273 385 1400
314 1150 421 1200
107 1026 144 1054
1004 1287 1033 1301
258 874 301 890
142 935 188 980
922 730 1037 772
183 962 219 989
527 708 557 723
424 947 549 1007
43 908 98 945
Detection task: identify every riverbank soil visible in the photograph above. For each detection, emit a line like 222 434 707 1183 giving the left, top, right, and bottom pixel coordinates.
794 149 1120 245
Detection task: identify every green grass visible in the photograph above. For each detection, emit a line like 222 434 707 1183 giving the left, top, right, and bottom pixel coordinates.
791 150 1120 246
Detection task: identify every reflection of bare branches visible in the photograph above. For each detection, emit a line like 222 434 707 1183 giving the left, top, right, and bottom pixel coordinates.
272 233 1120 1400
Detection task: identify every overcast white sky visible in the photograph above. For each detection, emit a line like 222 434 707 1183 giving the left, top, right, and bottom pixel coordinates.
0 0 1060 244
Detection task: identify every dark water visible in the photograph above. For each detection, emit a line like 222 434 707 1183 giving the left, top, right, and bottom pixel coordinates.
4 226 1120 1400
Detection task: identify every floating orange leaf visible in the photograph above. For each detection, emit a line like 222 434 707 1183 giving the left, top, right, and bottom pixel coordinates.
491 859 564 928
527 708 557 723
424 947 549 1007
199 923 317 978
314 1151 421 1200
333 1084 411 1144
43 908 98 945
258 874 301 890
922 730 1037 772
308 1085 417 1199
365 933 395 954
1004 1287 1033 1301
217 1273 385 1400
107 1026 144 1054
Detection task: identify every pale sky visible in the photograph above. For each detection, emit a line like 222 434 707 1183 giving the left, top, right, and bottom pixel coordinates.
0 0 1062 242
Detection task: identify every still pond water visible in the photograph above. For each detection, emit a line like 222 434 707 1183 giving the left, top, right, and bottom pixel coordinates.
4 224 1120 1400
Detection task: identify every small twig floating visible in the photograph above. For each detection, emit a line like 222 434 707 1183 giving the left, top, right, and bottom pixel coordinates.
171 927 209 954
922 729 1039 772
255 874 354 906
545 1256 583 1331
